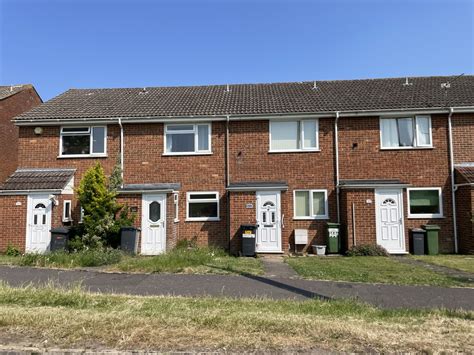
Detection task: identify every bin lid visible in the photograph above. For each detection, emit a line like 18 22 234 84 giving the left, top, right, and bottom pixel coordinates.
422 224 441 230
410 228 425 232
327 222 340 228
50 227 71 234
241 224 257 229
120 226 140 231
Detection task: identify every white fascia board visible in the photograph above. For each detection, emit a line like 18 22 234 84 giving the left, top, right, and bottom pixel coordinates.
14 106 474 126
0 189 61 195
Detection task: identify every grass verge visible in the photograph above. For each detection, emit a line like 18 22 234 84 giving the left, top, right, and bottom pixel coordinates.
412 255 474 274
0 282 472 352
0 247 263 276
112 247 263 275
286 256 473 287
0 249 123 268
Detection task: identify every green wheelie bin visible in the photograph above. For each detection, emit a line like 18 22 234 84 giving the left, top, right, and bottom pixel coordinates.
423 224 440 255
326 222 341 254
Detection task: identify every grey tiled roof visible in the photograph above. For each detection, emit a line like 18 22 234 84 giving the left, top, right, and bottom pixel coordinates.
0 169 75 191
0 84 33 100
15 75 474 121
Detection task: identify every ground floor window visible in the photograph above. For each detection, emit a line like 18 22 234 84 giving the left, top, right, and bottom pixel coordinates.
186 192 219 221
407 187 443 218
293 189 328 219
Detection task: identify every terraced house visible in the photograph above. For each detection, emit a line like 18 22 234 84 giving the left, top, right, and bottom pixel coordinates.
0 76 473 255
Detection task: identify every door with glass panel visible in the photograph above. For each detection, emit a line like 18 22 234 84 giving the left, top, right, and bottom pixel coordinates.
26 194 52 253
141 194 166 255
256 191 282 252
375 189 405 253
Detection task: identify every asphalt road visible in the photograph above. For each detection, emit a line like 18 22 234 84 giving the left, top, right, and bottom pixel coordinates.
1 265 473 310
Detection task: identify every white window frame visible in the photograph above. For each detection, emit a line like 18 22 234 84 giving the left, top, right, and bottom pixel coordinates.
59 126 107 158
163 123 212 155
293 189 329 220
269 119 319 153
79 206 84 224
173 192 179 222
380 116 433 150
407 187 443 219
186 191 220 221
62 200 72 222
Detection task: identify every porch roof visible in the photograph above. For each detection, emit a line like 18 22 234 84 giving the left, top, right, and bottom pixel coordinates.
455 165 474 184
0 168 75 192
227 181 288 191
339 179 411 189
119 183 181 193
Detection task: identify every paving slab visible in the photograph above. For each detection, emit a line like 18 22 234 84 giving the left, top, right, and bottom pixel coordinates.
0 265 473 310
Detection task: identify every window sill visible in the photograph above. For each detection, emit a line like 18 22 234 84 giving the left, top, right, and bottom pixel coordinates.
293 216 329 220
162 152 213 156
380 147 434 151
268 149 320 154
185 218 220 222
408 215 444 219
58 154 108 159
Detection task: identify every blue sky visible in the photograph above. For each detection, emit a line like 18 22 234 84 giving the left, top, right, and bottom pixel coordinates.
0 0 472 101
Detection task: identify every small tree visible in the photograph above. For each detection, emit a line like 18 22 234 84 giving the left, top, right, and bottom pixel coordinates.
76 162 134 249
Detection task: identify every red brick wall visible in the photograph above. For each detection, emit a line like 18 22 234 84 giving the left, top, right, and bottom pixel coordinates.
0 87 42 183
123 122 227 248
0 195 28 251
452 114 474 164
9 112 467 254
229 119 337 253
338 114 455 253
456 186 473 254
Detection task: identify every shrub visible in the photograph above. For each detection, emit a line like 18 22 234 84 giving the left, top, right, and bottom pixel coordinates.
75 162 135 250
346 244 389 257
5 244 21 257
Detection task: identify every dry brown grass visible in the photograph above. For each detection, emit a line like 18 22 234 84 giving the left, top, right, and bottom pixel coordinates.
0 283 472 352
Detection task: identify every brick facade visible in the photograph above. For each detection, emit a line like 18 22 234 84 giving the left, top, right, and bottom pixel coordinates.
1 112 472 254
0 87 42 183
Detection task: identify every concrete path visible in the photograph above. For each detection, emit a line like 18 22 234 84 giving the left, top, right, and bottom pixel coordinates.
261 256 298 278
1 265 474 310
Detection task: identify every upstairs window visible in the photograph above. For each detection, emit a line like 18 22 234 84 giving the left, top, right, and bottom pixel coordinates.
270 119 319 152
60 126 107 156
164 123 211 154
380 116 432 149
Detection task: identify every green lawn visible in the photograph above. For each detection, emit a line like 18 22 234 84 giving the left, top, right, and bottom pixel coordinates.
412 255 474 274
0 283 472 352
112 247 263 275
0 247 263 276
286 256 473 287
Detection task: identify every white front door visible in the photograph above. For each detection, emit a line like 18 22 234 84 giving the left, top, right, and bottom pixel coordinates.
375 189 406 253
256 191 282 252
26 194 52 253
141 194 167 255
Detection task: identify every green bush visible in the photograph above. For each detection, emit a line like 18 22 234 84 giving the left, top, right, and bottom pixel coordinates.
5 244 21 257
346 244 389 257
18 250 123 268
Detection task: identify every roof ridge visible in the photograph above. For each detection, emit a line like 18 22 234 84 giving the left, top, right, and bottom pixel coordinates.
63 75 473 91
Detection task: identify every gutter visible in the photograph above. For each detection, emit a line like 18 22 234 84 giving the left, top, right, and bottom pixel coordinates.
13 106 474 126
447 107 459 253
118 117 124 187
0 189 62 195
334 111 340 224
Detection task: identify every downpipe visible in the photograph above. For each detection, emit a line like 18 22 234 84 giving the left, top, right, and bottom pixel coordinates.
447 107 459 253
